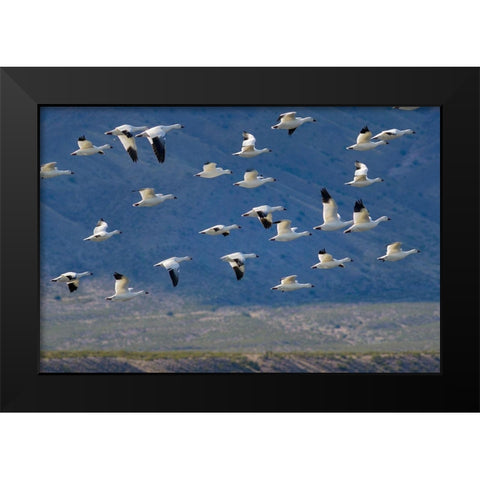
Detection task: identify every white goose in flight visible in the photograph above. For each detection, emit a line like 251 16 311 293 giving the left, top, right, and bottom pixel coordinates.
371 128 416 141
271 275 314 292
345 161 384 188
154 256 192 287
83 219 122 241
105 272 149 301
346 140 388 151
344 199 390 233
313 188 353 231
311 249 353 269
241 205 286 229
199 224 241 236
132 188 177 207
220 252 258 281
232 131 272 158
194 162 232 178
346 126 387 151
377 242 420 262
233 169 276 188
104 124 147 162
135 123 184 163
51 271 92 292
271 111 316 135
71 136 112 156
269 219 311 242
40 162 74 178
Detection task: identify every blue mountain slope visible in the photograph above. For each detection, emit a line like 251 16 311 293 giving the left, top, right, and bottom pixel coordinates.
40 106 440 305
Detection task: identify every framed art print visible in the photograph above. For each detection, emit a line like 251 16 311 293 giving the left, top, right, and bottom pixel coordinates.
1 67 478 412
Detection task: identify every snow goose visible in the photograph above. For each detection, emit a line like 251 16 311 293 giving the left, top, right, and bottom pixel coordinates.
345 161 384 188
242 205 286 229
40 162 74 178
154 256 192 287
51 271 92 293
199 224 241 236
377 242 420 262
232 131 272 158
271 111 316 135
83 218 122 241
346 140 388 151
135 123 184 163
313 188 353 231
271 275 314 292
233 169 276 188
371 128 416 141
132 188 177 207
194 162 232 178
344 199 390 233
71 136 112 156
356 125 372 144
311 249 353 269
269 219 312 242
105 272 149 301
220 252 259 280
104 124 147 162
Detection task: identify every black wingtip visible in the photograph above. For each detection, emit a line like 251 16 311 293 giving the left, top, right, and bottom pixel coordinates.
320 187 331 203
168 269 179 287
353 199 365 212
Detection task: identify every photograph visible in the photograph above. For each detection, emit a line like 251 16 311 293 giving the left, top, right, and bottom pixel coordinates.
39 105 440 374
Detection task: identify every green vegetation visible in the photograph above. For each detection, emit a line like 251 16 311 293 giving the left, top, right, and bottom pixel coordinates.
41 300 440 355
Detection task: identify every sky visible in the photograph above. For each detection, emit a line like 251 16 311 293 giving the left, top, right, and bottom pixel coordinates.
1 3 478 480
39 105 441 311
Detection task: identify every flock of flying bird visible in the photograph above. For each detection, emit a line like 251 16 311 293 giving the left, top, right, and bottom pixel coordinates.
44 109 421 299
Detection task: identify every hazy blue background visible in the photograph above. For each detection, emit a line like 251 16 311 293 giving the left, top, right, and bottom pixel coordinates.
39 106 440 306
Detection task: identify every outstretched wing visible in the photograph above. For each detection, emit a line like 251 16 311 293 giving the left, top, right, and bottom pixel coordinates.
67 280 79 292
353 200 370 224
256 211 273 229
244 169 258 181
113 272 129 294
118 132 138 162
281 275 297 284
229 259 245 280
356 126 372 144
168 268 179 287
242 132 256 147
386 242 402 255
278 112 296 122
321 189 339 223
138 188 156 200
203 162 216 171
148 135 166 163
78 137 93 149
354 161 368 176
93 219 108 235
41 162 57 171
